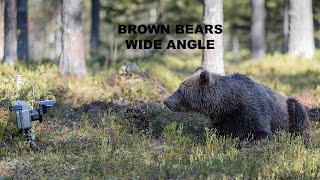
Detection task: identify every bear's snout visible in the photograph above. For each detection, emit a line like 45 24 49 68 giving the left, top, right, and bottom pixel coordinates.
163 95 179 111
163 93 183 112
163 98 173 109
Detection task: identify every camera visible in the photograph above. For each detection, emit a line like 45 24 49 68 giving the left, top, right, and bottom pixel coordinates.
10 100 56 131
10 100 56 150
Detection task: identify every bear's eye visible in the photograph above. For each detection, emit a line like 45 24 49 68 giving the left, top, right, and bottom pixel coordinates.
178 86 183 94
178 84 185 94
181 81 191 88
180 83 186 90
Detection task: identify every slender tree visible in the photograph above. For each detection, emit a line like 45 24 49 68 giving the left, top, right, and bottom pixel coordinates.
232 34 240 62
251 0 265 60
314 0 320 48
47 0 62 60
17 0 28 60
231 2 240 62
202 0 224 75
156 0 168 53
54 1 62 60
3 0 17 65
282 0 289 52
288 0 315 59
0 0 4 60
60 0 87 77
90 0 100 57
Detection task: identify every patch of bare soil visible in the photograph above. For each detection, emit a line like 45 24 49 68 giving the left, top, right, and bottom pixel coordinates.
291 92 320 121
291 92 319 108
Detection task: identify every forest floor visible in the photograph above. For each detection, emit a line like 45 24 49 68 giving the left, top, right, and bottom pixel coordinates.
1 53 320 178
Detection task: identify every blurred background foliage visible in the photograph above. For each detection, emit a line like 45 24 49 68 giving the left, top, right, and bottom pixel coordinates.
22 0 319 66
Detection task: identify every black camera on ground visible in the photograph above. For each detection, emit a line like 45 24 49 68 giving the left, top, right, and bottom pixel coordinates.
9 100 56 150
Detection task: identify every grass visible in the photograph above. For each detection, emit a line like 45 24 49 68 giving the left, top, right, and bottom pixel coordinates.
1 53 320 178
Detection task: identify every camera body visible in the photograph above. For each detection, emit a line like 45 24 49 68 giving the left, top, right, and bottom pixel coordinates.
10 100 56 131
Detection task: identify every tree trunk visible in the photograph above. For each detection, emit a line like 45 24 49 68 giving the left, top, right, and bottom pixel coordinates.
60 0 87 77
251 0 265 60
232 34 240 62
282 0 289 53
314 0 320 48
156 0 167 54
202 0 224 75
3 0 17 65
54 2 62 61
90 0 100 57
17 0 28 60
149 6 157 24
0 0 4 60
288 0 315 59
46 3 62 60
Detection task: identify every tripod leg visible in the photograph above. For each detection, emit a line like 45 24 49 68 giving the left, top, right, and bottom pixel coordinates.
25 129 40 151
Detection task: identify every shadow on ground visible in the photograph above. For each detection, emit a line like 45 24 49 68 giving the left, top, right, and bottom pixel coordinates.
46 100 208 142
74 101 208 140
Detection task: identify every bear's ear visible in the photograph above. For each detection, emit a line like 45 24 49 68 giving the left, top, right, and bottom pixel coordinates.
199 70 210 85
195 66 205 73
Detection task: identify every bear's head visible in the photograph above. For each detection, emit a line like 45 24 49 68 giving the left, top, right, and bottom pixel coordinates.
163 67 219 114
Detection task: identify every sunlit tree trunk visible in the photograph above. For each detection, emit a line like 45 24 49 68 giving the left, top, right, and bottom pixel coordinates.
202 0 224 75
3 0 17 65
251 0 265 60
60 0 87 77
17 0 29 60
288 0 315 59
90 0 100 57
0 0 4 60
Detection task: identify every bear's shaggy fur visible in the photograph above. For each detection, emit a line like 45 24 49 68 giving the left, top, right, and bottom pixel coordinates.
164 68 309 140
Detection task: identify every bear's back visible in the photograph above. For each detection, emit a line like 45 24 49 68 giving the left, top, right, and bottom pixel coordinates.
227 73 289 132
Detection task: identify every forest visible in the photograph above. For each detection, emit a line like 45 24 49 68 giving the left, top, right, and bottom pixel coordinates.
0 0 320 178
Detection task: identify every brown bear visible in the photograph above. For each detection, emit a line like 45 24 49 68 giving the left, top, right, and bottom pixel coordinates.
163 68 309 140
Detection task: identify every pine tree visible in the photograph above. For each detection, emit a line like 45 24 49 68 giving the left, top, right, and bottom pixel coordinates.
90 0 100 57
251 0 265 60
0 0 4 60
3 0 17 65
17 0 29 60
60 0 87 77
202 0 224 75
288 0 315 59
